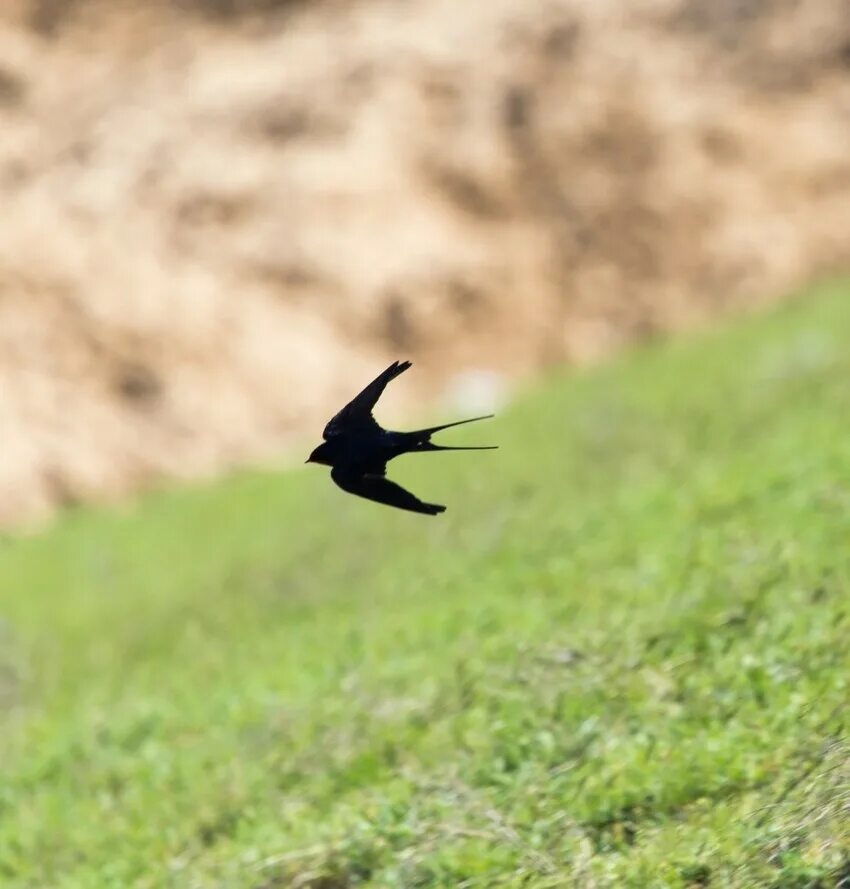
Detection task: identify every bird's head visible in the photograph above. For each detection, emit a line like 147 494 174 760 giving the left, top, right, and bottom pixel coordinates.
305 441 332 466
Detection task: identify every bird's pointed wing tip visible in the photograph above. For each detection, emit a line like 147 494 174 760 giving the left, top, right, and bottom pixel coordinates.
332 467 445 515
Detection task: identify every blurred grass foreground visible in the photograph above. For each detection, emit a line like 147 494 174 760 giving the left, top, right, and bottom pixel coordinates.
1 280 849 887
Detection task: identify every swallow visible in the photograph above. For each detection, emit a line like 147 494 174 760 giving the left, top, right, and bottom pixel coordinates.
307 360 496 515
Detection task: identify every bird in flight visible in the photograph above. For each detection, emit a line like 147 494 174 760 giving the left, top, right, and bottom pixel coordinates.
306 360 496 515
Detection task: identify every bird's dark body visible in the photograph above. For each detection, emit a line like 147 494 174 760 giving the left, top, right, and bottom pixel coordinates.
306 360 496 515
310 430 415 471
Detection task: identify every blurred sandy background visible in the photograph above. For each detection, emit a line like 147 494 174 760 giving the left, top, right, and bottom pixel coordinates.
0 0 848 528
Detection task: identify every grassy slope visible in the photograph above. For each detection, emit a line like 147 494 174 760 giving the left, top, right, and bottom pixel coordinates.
1 282 849 889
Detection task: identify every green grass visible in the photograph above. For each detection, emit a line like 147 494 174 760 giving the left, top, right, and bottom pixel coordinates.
1 281 849 888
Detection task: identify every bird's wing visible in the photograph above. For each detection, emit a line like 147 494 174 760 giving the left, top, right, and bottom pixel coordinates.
323 360 412 439
331 466 446 515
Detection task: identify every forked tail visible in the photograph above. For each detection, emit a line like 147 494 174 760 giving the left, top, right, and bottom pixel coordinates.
409 414 497 451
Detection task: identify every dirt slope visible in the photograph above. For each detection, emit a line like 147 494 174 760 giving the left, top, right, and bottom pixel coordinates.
0 0 848 527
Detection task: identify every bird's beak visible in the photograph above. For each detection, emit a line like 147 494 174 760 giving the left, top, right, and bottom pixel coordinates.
305 457 312 464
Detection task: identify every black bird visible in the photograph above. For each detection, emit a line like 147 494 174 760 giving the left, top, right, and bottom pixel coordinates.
306 360 496 515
